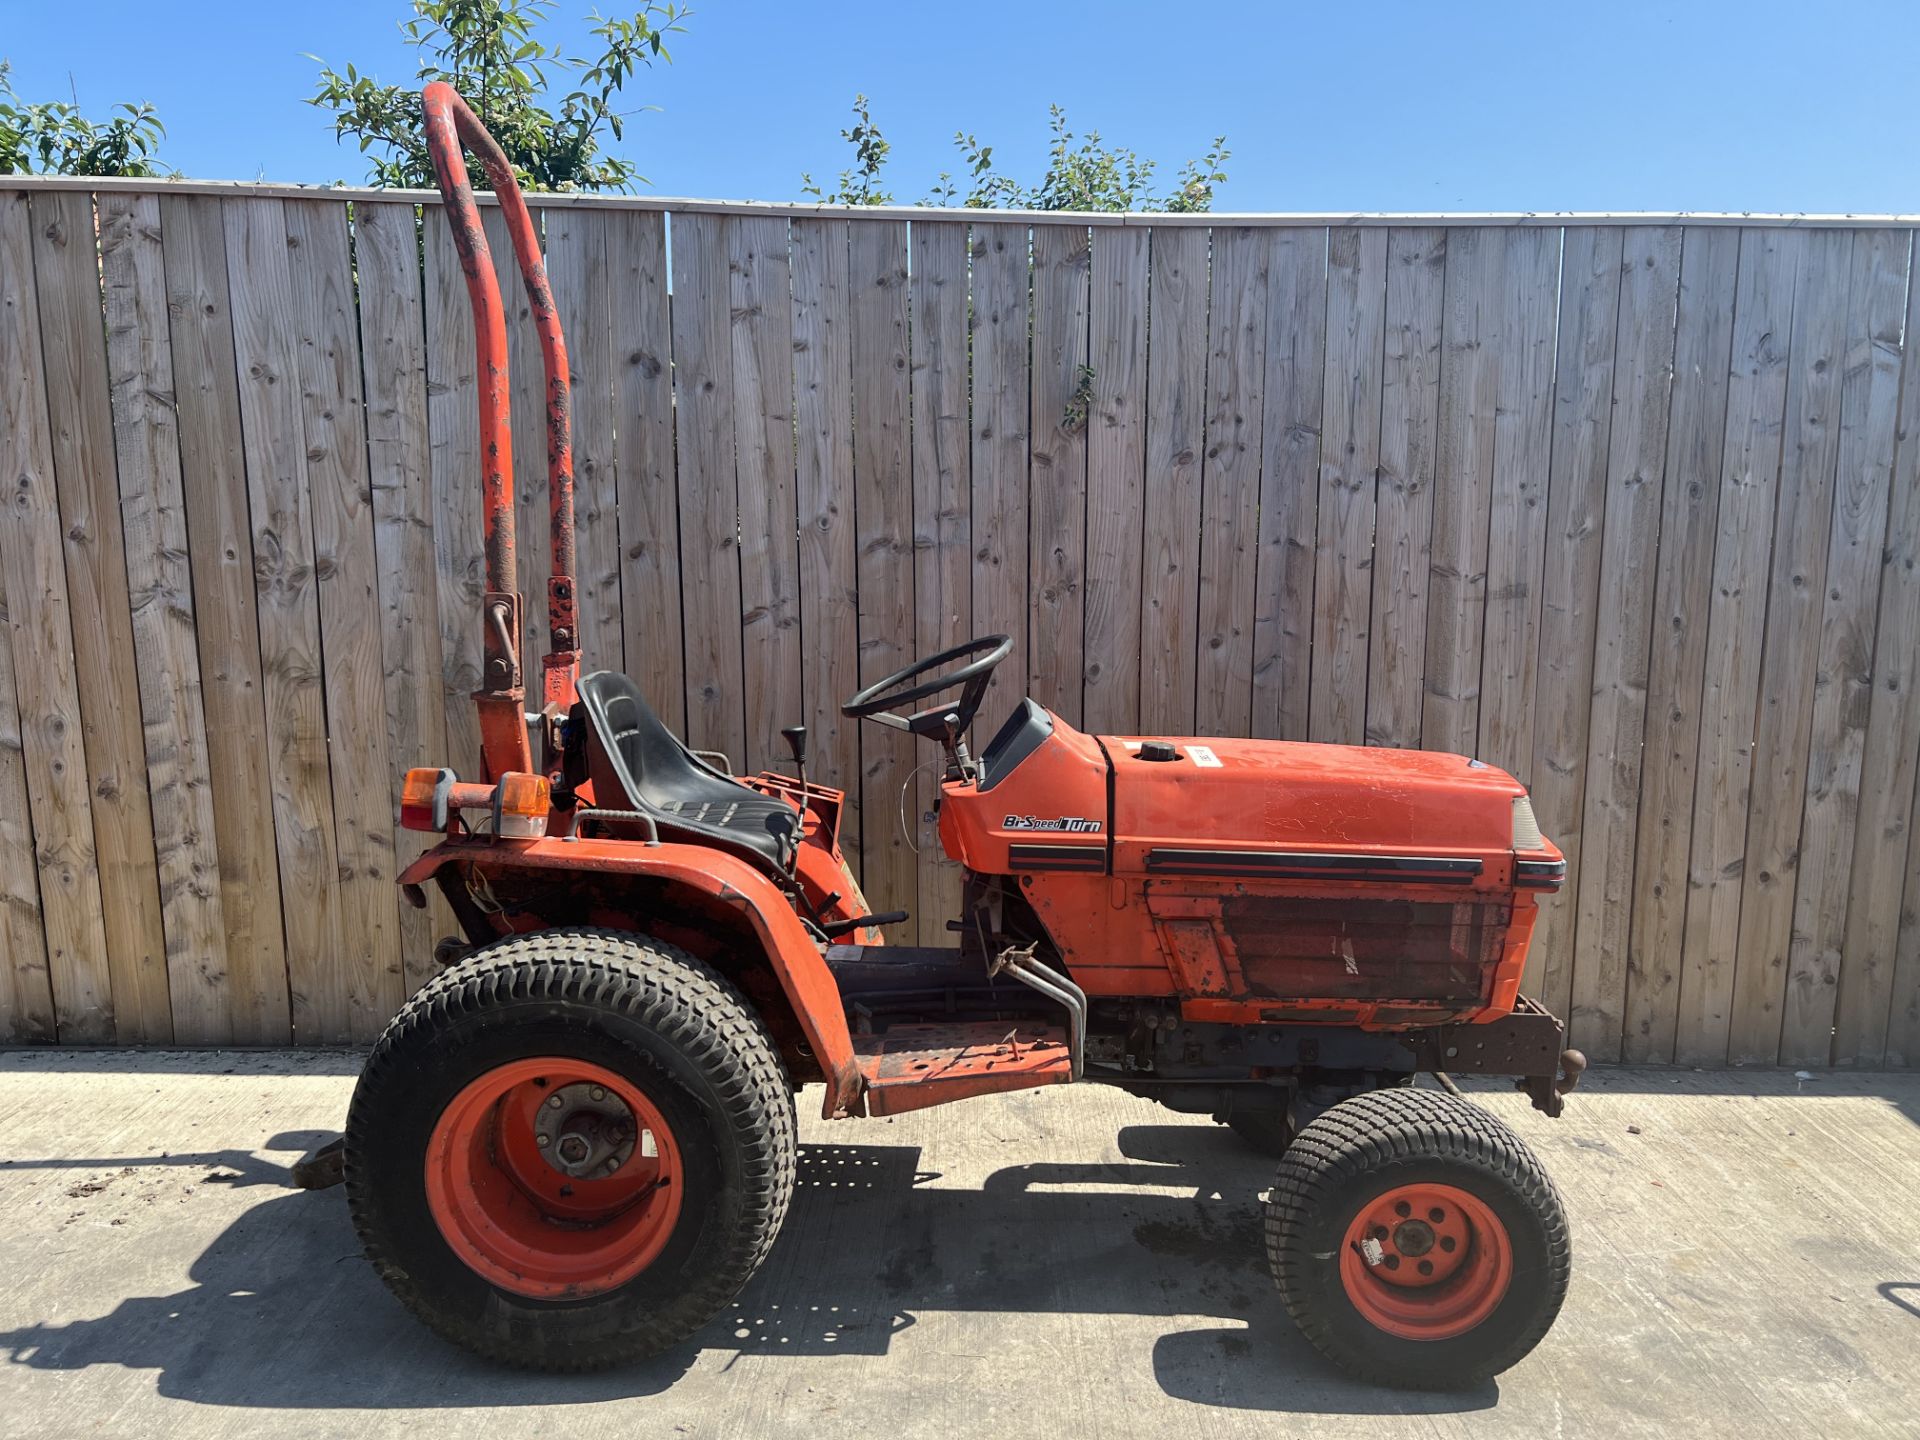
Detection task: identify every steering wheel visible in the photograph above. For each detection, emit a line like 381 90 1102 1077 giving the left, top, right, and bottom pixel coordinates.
841 635 1012 745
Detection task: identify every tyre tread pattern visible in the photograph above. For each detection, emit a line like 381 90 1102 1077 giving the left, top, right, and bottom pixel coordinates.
1264 1087 1570 1388
344 927 797 1370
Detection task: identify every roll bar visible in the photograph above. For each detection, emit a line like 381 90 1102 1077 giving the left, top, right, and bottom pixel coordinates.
420 81 580 781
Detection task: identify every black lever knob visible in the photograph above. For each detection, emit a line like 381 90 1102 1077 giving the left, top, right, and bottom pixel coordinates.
781 724 808 764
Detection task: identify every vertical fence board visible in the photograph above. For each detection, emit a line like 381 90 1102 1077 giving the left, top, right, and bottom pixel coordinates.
1083 227 1149 734
1778 229 1909 1064
1029 225 1091 725
909 221 972 936
1728 229 1852 1064
0 192 115 1042
355 200 451 996
1310 228 1386 744
792 217 862 888
1366 228 1446 749
1674 228 1805 1065
423 210 486 778
161 195 291 1042
100 192 230 1041
1477 228 1562 780
670 212 746 764
851 220 914 915
0 196 56 1042
728 215 802 772
223 196 348 1043
1625 227 1740 1062
285 199 403 1039
1839 235 1920 1067
608 211 684 727
1251 227 1327 742
30 190 173 1043
548 207 623 672
1195 228 1271 735
1523 227 1624 1024
1568 226 1683 1063
1141 226 1210 736
971 224 1031 707
1423 228 1506 755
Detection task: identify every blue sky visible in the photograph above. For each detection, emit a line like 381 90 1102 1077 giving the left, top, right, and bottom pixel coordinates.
5 0 1918 212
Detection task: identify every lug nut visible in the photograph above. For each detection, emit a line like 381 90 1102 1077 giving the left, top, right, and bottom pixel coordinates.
548 1095 564 1110
535 1132 550 1147
589 1086 606 1102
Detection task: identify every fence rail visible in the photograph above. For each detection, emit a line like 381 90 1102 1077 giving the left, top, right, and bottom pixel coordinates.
1 178 1916 1068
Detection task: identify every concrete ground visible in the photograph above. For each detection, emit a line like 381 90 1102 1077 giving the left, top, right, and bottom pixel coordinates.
0 1053 1915 1440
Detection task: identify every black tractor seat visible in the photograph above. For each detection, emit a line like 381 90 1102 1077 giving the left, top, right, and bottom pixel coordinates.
574 670 795 872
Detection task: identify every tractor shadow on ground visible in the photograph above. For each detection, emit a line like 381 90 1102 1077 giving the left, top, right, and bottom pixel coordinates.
0 1123 1492 1416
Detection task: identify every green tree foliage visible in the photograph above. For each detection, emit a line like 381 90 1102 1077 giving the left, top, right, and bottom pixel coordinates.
808 96 1229 213
0 61 168 177
799 93 892 206
310 0 688 192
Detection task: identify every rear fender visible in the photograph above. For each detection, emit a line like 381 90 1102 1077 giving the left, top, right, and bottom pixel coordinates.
400 838 861 1117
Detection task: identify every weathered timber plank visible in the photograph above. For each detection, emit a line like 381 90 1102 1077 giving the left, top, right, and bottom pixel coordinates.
1624 227 1740 1062
1365 228 1446 749
1139 227 1211 736
851 219 914 918
1673 228 1805 1066
100 191 230 1040
0 191 115 1041
728 214 802 771
908 220 972 941
1029 224 1092 725
1523 226 1624 1028
1195 227 1271 736
1567 226 1683 1063
160 194 291 1042
1082 226 1149 734
1726 228 1852 1064
1780 229 1908 1064
606 210 684 729
354 200 452 995
29 189 172 1042
1310 227 1386 745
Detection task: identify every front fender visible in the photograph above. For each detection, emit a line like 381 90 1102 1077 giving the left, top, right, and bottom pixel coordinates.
399 837 861 1117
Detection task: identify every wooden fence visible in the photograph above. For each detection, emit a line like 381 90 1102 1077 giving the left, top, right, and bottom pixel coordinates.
1 177 1917 1070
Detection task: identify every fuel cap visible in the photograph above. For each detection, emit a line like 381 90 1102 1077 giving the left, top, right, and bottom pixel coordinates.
1139 740 1179 762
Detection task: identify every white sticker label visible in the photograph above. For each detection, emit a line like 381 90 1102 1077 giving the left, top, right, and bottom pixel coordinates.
1188 745 1222 768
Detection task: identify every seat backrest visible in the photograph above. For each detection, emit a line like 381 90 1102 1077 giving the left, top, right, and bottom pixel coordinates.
576 670 722 806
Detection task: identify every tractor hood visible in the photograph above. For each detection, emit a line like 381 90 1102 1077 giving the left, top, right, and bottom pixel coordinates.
1102 733 1530 875
939 702 1552 891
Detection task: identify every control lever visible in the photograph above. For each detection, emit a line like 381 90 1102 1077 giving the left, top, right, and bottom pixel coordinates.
781 724 809 794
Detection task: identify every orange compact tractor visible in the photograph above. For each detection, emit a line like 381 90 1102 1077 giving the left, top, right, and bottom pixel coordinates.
344 83 1585 1390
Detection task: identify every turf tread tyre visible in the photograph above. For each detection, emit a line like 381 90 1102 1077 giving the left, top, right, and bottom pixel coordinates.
1264 1087 1569 1389
345 928 796 1371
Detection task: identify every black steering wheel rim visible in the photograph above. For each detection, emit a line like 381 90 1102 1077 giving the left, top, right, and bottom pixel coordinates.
841 634 1011 730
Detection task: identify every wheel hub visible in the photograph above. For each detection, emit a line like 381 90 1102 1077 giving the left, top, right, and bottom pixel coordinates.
535 1082 638 1179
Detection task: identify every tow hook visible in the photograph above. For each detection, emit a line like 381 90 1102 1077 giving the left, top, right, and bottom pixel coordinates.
1519 1049 1587 1119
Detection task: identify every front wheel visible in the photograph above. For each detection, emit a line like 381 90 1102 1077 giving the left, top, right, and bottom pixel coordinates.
1263 1087 1570 1390
345 928 797 1370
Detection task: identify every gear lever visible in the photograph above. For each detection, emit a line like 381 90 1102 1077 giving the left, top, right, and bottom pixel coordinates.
781 724 809 794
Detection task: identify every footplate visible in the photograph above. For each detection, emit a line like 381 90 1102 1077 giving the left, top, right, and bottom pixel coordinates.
853 1021 1073 1117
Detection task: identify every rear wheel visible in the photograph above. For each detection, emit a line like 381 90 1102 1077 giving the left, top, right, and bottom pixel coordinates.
345 928 796 1370
1263 1087 1569 1389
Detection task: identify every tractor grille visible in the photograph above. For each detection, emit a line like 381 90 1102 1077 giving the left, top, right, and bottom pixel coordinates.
1220 896 1505 1002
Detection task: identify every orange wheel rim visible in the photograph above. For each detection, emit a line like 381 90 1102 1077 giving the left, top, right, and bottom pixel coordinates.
424 1057 683 1299
1338 1182 1513 1340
